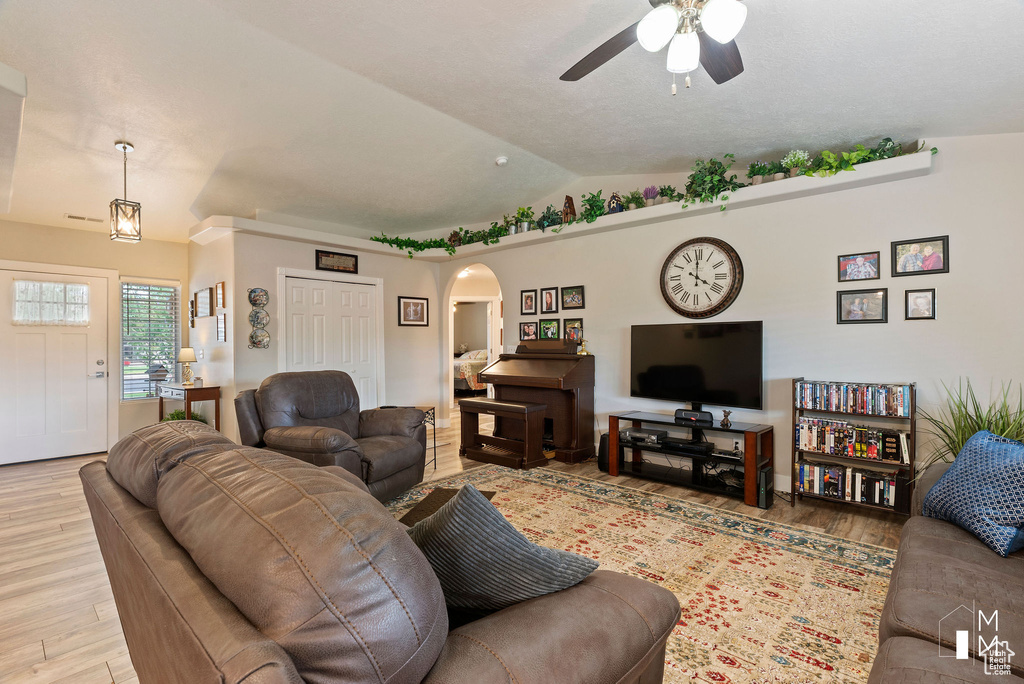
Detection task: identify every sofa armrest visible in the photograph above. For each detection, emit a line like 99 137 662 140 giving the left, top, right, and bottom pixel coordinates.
321 465 371 495
912 461 953 516
422 570 680 684
359 408 425 440
263 426 363 472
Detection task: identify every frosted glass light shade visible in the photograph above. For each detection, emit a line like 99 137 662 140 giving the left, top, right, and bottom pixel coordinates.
637 5 681 52
700 0 747 44
666 31 700 73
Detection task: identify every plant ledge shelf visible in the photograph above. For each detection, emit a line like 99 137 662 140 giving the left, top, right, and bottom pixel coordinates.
189 153 933 261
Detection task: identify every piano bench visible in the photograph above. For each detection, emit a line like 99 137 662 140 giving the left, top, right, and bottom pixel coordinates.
459 398 548 470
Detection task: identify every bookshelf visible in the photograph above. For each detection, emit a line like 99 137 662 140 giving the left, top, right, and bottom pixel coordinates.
791 377 916 515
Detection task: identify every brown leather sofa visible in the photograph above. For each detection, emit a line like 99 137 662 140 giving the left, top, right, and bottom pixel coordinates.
869 462 1024 683
82 421 681 684
235 370 426 501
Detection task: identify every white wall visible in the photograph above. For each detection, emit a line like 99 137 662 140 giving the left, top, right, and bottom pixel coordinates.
187 234 235 431
437 133 1024 491
453 302 488 351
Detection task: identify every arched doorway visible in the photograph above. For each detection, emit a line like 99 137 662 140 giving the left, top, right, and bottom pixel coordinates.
448 264 501 409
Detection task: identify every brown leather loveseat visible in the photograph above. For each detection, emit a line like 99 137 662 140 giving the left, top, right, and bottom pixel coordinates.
235 370 426 501
81 421 681 683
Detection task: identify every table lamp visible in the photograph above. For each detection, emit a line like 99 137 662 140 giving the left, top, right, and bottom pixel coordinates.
178 347 197 386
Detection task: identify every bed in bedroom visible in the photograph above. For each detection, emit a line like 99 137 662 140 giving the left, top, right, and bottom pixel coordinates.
454 349 489 391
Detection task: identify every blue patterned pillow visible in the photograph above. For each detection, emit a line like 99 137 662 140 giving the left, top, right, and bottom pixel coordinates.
923 431 1024 557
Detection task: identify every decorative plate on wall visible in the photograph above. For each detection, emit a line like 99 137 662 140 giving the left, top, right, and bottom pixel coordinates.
248 308 269 329
247 287 269 307
248 329 270 349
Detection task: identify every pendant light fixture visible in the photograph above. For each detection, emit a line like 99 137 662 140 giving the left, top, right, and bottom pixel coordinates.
110 141 141 243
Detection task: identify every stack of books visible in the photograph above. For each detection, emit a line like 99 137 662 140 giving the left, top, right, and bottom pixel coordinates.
796 417 910 464
797 461 908 511
795 381 912 417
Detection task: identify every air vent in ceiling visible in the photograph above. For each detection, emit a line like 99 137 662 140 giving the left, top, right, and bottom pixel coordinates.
64 213 104 223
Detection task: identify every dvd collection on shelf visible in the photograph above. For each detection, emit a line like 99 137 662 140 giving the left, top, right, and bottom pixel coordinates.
796 417 910 464
795 380 913 417
797 461 909 512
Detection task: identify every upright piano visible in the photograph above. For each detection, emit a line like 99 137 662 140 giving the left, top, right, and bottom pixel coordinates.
478 340 595 463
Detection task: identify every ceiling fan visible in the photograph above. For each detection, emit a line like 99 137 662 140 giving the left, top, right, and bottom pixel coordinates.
560 0 747 89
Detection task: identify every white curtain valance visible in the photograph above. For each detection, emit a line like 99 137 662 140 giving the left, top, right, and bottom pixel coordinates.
12 280 90 326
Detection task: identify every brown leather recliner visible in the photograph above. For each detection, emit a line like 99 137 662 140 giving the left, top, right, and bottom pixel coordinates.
235 370 426 501
82 421 681 684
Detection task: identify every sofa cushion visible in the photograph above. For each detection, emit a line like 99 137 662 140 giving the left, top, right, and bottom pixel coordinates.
869 637 1024 684
924 430 1024 556
255 370 361 438
157 447 448 684
358 435 424 483
407 485 598 612
105 421 234 508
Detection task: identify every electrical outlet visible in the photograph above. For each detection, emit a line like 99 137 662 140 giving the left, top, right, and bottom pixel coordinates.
197 349 204 360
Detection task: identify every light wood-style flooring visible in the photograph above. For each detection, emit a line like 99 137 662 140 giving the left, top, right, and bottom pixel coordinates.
0 411 905 683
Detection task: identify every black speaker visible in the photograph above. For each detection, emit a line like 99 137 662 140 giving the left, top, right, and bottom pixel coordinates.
597 433 624 473
758 465 774 509
674 409 714 425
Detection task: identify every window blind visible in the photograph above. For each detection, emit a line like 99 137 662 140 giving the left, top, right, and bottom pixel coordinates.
121 282 180 400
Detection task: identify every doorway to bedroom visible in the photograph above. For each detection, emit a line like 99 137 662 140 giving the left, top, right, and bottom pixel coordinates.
448 264 501 407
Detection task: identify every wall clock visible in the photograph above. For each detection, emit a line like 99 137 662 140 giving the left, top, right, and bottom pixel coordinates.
660 237 744 318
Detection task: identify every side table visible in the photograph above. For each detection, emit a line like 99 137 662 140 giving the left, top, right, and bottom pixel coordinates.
157 383 222 431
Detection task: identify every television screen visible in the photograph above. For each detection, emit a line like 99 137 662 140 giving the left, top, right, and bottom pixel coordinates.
630 321 763 410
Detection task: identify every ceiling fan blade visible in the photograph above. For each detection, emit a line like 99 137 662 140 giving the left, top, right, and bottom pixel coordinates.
698 32 744 84
560 21 641 81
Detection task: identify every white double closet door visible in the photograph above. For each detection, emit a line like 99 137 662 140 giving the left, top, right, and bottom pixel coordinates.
0 269 108 464
284 277 378 408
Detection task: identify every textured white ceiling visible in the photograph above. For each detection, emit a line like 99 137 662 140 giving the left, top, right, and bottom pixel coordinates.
0 0 1021 242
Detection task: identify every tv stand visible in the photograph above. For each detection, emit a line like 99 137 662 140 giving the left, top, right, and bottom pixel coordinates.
606 410 774 507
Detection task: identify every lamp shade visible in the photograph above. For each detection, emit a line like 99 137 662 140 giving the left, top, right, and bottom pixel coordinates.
637 5 681 52
177 347 197 364
666 31 700 73
700 0 747 44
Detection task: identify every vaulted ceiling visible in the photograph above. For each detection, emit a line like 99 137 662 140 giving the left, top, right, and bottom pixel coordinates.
0 0 1022 242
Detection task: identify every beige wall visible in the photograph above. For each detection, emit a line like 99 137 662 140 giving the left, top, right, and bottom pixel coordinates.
0 219 188 440
453 301 488 351
437 133 1024 491
187 234 235 433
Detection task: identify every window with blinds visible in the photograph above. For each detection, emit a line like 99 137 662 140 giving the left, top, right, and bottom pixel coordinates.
121 282 180 400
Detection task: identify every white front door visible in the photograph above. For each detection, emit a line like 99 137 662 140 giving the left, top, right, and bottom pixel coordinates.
0 270 108 463
284 277 378 408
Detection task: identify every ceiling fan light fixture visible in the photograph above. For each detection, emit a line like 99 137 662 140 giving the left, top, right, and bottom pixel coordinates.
700 0 747 44
666 30 700 74
637 4 680 52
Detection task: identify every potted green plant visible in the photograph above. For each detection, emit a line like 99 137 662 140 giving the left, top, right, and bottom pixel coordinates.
578 190 606 223
767 161 786 182
625 189 646 210
746 161 769 185
515 206 535 233
537 204 561 230
161 409 209 425
681 154 745 210
643 185 658 207
781 150 811 177
657 185 677 205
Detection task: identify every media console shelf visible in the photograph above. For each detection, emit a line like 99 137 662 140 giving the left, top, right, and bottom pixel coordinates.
604 411 774 508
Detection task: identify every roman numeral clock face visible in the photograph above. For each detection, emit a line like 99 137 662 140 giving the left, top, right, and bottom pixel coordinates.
660 237 744 318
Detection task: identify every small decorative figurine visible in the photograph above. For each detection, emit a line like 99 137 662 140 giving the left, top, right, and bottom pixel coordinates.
607 192 624 214
562 195 577 224
720 410 732 428
577 338 591 356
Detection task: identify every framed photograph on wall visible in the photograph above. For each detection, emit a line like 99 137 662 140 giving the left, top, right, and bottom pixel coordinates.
892 235 948 276
905 288 936 320
837 288 887 324
216 313 227 341
521 289 537 315
215 281 225 308
539 319 560 340
838 251 880 282
561 285 585 310
564 318 583 342
540 287 559 314
398 296 429 326
315 249 358 274
520 321 538 340
194 287 213 317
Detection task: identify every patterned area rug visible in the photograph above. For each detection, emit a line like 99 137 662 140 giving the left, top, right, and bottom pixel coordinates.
389 466 896 684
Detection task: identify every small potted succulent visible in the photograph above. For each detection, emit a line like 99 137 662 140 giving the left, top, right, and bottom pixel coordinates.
625 189 646 210
657 185 677 205
643 185 658 207
767 161 786 182
515 206 535 233
746 161 769 185
781 150 811 177
537 204 562 230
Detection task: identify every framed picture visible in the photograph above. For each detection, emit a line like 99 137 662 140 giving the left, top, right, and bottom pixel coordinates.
519 321 538 341
892 236 948 276
905 288 936 320
540 287 559 314
539 319 560 340
216 313 227 341
215 281 225 308
521 289 537 315
398 296 429 326
564 317 583 342
194 287 213 318
837 251 880 282
315 249 358 274
561 285 585 310
188 299 195 329
837 288 888 324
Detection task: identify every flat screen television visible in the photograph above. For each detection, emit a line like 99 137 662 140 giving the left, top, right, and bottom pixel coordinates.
630 321 763 410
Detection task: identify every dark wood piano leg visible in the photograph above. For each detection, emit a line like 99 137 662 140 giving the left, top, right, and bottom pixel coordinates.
460 409 479 459
523 410 546 469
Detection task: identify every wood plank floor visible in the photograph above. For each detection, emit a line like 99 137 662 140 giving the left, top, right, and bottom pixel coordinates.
0 411 905 683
